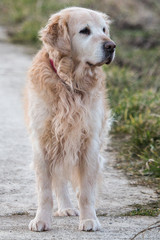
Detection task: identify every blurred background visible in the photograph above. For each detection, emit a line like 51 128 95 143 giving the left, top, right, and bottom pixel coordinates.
0 0 159 193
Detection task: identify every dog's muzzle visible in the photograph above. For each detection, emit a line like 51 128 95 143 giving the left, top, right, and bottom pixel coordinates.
103 41 116 64
87 40 116 67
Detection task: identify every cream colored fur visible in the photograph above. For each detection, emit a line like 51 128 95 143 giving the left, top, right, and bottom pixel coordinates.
25 7 115 232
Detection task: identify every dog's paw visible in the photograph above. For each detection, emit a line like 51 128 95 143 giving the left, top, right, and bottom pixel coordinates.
79 218 101 231
29 218 51 232
54 208 79 217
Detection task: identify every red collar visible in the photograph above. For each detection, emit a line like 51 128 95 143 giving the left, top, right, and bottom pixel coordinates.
50 59 57 74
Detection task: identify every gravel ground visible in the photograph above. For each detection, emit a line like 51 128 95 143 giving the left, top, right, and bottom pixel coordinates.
0 27 159 240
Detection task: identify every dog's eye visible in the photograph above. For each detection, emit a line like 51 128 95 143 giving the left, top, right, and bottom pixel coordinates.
103 27 105 33
79 27 90 35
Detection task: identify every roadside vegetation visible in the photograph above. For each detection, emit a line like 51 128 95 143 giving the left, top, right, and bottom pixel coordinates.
0 0 159 194
123 202 160 217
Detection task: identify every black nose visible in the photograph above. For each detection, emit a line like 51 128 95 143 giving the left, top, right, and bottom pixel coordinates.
103 41 116 53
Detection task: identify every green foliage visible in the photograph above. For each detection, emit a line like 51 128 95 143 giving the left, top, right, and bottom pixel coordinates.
123 203 160 217
10 19 41 44
0 0 65 44
0 0 97 44
103 25 160 184
105 62 160 184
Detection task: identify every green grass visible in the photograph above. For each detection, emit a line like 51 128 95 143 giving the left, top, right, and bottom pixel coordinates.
0 0 67 45
104 39 160 188
0 0 160 189
123 202 160 217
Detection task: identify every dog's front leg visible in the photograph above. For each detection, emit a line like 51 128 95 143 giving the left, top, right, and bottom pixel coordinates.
29 151 53 232
78 157 101 231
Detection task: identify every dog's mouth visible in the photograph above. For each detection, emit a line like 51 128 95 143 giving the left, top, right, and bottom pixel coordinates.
87 54 114 67
105 55 113 65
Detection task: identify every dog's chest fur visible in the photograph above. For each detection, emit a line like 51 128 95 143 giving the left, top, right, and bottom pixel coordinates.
29 85 105 167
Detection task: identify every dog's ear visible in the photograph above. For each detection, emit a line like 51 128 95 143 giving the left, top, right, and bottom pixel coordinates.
39 13 73 88
101 13 111 27
39 13 71 55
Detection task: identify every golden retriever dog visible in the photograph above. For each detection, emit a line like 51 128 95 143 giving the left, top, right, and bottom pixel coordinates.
25 7 116 232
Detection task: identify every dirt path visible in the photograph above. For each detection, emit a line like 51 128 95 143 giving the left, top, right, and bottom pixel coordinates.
0 27 159 240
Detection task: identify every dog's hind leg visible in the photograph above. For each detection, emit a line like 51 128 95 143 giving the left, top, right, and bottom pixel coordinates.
53 176 79 217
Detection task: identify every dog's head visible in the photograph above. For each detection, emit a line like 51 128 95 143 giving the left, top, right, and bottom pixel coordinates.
39 7 116 67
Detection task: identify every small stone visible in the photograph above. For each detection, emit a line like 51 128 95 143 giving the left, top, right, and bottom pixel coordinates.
156 189 160 194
